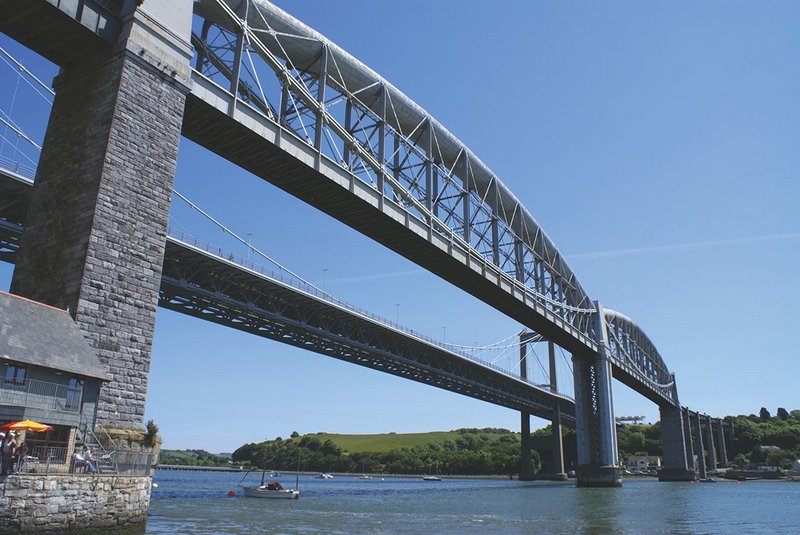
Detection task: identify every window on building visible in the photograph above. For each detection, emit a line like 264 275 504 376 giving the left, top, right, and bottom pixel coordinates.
4 365 26 385
25 424 71 464
65 377 85 411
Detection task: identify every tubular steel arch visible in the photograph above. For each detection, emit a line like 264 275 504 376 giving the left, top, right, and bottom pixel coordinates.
191 0 596 342
603 309 675 405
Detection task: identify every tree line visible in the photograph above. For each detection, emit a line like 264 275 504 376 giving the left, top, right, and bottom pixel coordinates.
215 407 800 475
232 430 540 476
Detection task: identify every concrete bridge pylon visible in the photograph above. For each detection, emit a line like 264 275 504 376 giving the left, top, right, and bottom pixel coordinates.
572 302 622 487
658 380 696 481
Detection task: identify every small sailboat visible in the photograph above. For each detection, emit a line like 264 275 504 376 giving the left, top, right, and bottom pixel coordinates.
240 466 300 499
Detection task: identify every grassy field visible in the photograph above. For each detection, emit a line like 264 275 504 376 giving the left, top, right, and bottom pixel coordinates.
310 431 510 454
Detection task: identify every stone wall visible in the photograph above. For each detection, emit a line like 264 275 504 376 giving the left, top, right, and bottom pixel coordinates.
0 474 150 533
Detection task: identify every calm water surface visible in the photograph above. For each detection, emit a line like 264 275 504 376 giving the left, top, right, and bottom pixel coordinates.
146 470 800 534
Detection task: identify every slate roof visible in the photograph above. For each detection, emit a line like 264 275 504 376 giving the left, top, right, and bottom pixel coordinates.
0 291 111 381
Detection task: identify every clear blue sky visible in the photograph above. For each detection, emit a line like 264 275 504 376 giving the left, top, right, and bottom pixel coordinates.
1 1 798 453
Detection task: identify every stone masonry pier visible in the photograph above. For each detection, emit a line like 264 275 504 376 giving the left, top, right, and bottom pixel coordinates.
0 474 150 533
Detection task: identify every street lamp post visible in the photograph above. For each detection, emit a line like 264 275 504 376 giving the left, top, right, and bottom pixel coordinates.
246 232 254 262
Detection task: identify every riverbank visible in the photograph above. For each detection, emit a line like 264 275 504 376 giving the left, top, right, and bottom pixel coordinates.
155 466 527 480
157 465 245 472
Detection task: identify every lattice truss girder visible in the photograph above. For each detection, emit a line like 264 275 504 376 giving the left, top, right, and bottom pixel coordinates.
604 310 674 403
190 0 596 337
159 241 574 422
0 222 20 263
0 182 27 263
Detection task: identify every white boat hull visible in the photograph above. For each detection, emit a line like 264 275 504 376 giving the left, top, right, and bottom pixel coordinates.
242 486 300 499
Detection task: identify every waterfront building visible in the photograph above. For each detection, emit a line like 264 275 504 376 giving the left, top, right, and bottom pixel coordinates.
626 455 662 472
0 291 110 471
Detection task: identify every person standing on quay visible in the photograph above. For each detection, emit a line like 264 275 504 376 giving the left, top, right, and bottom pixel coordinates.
0 432 5 474
2 432 16 475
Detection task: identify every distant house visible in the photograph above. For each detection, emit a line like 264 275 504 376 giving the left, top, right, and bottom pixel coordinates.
627 455 662 471
791 460 800 474
0 291 110 471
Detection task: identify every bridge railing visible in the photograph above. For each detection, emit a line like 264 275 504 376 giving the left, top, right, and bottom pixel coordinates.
168 229 573 402
0 155 36 180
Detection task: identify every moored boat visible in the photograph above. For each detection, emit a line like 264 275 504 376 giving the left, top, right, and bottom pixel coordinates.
239 464 301 499
422 475 442 481
242 481 299 499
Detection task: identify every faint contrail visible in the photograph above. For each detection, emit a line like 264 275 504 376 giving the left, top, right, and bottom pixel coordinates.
568 232 800 261
324 269 424 285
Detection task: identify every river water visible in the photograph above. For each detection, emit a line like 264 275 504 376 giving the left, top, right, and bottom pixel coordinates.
144 470 800 534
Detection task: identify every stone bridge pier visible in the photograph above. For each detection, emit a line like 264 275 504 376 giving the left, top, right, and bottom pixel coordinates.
10 0 194 428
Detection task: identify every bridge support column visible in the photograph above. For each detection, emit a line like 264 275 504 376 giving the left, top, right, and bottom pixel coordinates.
548 341 567 481
693 412 707 479
705 415 718 471
573 302 622 487
682 407 695 471
518 333 533 481
520 412 533 481
716 421 729 467
657 379 695 482
10 1 194 428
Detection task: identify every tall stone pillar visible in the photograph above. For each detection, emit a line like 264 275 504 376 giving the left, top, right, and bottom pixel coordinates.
693 412 707 479
548 341 567 480
10 0 194 428
716 421 729 467
574 302 622 487
705 415 718 470
658 379 695 481
518 333 533 481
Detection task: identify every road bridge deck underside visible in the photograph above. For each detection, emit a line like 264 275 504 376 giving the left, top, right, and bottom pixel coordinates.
161 239 575 423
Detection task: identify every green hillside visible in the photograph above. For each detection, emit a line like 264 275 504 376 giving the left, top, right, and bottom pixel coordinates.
313 429 511 454
232 428 532 475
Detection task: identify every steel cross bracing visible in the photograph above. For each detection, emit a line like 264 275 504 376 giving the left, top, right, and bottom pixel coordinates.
187 0 597 354
0 170 30 264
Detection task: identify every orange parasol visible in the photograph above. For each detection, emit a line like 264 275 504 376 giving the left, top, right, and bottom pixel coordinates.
0 420 54 433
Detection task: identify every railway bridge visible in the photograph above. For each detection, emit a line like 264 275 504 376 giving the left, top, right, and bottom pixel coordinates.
0 0 730 487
